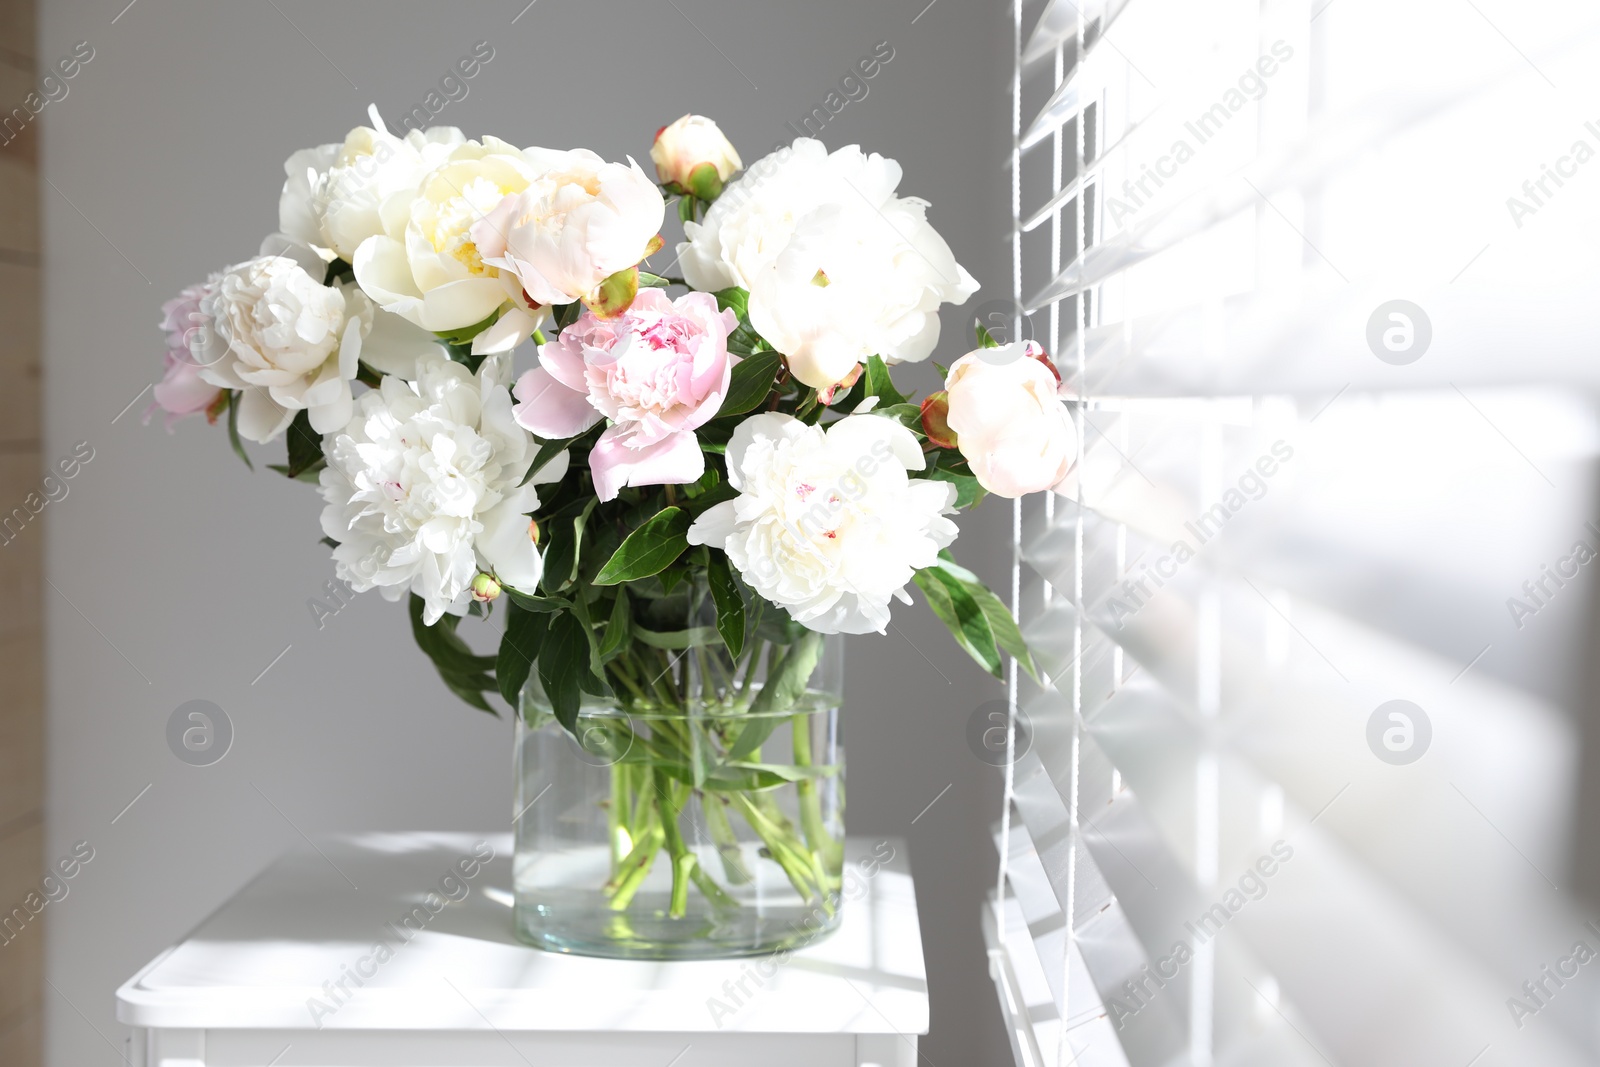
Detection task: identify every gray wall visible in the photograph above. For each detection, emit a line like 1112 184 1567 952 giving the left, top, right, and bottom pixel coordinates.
39 1 1014 1062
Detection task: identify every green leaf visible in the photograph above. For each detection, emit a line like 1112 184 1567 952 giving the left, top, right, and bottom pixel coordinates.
266 463 323 484
703 766 803 792
504 588 569 612
540 498 596 593
716 351 782 419
538 611 587 733
633 624 719 650
976 321 1001 348
440 673 496 713
638 271 671 288
747 630 823 717
553 300 584 334
733 761 842 782
713 287 750 319
651 759 796 793
658 563 687 595
434 308 501 348
598 588 631 661
496 602 549 707
792 387 821 423
450 681 496 709
878 402 926 436
578 666 610 698
323 258 355 286
681 478 736 516
728 633 823 760
862 355 908 406
725 324 769 358
707 553 746 657
934 447 979 475
409 594 499 712
593 507 691 585
570 591 609 693
572 496 599 569
913 567 1002 678
409 597 497 676
283 409 325 481
924 467 986 509
935 553 1038 681
541 520 577 594
681 466 720 499
225 392 253 471
520 432 578 487
754 600 806 645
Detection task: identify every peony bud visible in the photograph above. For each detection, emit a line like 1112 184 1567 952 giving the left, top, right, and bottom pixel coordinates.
471 573 502 603
920 391 957 449
944 342 1075 498
527 518 540 546
651 114 743 191
686 162 723 202
471 572 502 603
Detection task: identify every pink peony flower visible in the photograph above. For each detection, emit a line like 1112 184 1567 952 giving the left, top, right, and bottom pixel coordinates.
512 287 738 501
150 281 223 427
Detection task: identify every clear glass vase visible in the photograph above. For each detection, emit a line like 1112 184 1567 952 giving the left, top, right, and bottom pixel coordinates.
512 586 845 960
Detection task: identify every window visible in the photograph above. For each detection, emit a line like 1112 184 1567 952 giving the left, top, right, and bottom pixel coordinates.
989 1 1600 1064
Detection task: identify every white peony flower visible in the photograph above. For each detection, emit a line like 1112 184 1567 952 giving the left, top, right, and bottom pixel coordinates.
194 237 371 443
687 412 957 635
318 355 569 625
472 148 665 309
280 117 468 263
944 341 1075 498
677 138 977 390
352 136 545 336
192 236 444 443
279 141 340 256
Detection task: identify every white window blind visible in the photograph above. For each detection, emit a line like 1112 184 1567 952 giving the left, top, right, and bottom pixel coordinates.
988 2 1600 1065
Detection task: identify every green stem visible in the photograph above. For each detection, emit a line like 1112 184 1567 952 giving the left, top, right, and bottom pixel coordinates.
703 793 753 884
606 816 663 911
654 770 695 918
645 648 681 708
609 762 631 874
793 713 843 875
735 639 768 706
608 658 649 704
757 790 835 907
731 792 821 903
690 862 738 912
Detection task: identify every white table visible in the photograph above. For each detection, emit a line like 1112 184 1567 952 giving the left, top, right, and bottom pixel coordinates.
117 833 926 1067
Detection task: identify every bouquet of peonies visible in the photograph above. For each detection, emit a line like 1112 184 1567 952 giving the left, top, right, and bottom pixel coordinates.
153 109 1076 936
